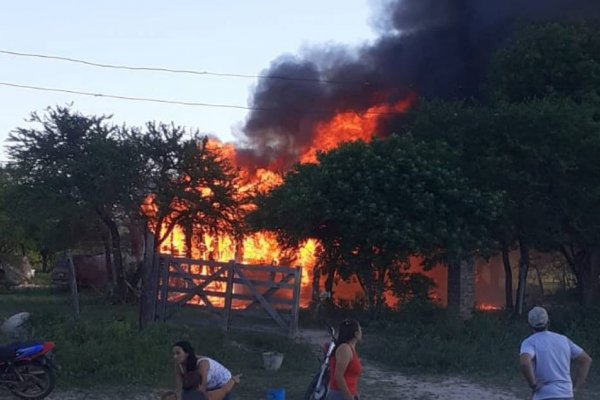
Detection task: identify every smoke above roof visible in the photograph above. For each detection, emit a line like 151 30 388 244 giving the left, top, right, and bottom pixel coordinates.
238 0 600 168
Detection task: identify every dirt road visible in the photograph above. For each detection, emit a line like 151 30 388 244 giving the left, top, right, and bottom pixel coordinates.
298 329 518 400
3 371 519 400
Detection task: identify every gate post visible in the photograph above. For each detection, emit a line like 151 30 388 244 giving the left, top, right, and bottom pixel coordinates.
289 266 302 338
159 256 171 322
222 261 235 332
139 231 157 330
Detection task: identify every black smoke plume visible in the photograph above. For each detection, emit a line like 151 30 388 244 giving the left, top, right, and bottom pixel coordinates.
239 0 600 169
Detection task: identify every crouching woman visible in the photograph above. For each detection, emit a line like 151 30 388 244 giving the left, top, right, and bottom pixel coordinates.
172 341 238 400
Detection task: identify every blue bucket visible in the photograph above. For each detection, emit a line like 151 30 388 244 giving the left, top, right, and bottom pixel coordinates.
266 388 285 400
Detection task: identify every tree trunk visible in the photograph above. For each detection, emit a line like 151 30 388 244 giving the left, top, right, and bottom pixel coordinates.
311 263 322 321
447 257 475 319
561 245 582 295
311 262 321 307
97 209 127 303
153 215 167 252
67 250 80 319
558 245 600 305
374 265 388 318
129 222 144 262
184 222 193 259
355 272 374 314
580 246 600 306
324 263 337 297
534 265 545 297
515 240 530 315
501 246 514 310
102 232 114 283
40 249 50 273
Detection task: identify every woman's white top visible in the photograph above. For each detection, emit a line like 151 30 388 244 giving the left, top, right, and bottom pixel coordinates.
197 357 232 390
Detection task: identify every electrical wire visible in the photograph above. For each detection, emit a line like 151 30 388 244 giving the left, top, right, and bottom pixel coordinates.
0 81 406 115
0 49 370 86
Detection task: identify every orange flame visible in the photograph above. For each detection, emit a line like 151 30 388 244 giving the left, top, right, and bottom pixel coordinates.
146 97 416 309
301 97 415 164
478 304 502 312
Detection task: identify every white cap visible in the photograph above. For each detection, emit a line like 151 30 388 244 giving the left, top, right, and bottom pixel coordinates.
528 306 549 328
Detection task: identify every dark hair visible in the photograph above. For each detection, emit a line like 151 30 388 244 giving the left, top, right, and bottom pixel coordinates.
173 341 198 373
182 371 202 391
335 319 360 350
533 323 550 333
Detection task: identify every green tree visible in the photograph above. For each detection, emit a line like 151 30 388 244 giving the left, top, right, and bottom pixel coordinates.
0 166 19 254
134 123 243 255
7 106 146 301
133 123 244 329
1 165 100 271
250 136 501 316
488 22 600 307
490 23 600 103
405 97 600 308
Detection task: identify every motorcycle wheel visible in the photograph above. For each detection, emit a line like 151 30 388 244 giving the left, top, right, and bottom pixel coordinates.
8 362 56 400
304 369 329 400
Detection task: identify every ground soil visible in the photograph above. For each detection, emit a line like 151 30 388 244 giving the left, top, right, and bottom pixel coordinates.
297 329 519 400
0 329 520 400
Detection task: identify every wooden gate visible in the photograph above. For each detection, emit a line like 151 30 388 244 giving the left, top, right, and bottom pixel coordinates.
153 255 302 337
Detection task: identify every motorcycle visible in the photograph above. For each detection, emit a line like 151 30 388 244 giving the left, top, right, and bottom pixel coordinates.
304 323 336 400
0 341 58 399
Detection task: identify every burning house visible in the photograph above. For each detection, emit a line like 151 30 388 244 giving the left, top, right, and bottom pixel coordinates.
144 0 600 315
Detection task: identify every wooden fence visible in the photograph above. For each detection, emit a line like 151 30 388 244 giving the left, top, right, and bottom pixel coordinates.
139 236 302 337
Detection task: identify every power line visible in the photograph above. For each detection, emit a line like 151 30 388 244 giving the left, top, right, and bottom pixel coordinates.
0 49 370 86
0 81 257 111
0 81 406 116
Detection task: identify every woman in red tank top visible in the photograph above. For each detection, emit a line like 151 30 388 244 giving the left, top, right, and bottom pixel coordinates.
328 319 362 400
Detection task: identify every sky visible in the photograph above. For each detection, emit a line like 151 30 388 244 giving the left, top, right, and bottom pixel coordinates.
0 1 376 161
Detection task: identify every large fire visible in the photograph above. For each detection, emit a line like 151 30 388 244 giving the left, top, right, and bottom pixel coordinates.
300 97 415 164
144 95 505 311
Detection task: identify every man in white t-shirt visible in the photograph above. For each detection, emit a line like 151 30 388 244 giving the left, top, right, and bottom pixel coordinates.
520 307 593 400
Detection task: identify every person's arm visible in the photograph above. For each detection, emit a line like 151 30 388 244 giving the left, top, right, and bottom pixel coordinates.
205 379 236 400
198 360 210 393
573 351 592 393
334 344 354 400
174 364 183 396
520 354 541 392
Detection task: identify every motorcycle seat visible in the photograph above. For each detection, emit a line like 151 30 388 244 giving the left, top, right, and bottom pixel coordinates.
0 341 43 362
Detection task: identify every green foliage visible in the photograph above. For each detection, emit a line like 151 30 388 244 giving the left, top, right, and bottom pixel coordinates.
5 105 148 299
405 93 600 305
250 135 502 313
490 23 600 103
134 123 244 250
388 271 437 306
0 167 17 253
7 106 145 218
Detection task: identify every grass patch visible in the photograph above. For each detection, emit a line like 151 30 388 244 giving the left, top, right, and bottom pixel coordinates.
360 303 600 393
32 271 52 286
0 288 317 399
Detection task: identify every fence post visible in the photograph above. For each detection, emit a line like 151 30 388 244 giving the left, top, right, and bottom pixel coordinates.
222 260 235 332
66 250 80 319
139 231 156 330
159 256 170 322
289 266 302 338
150 251 160 322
